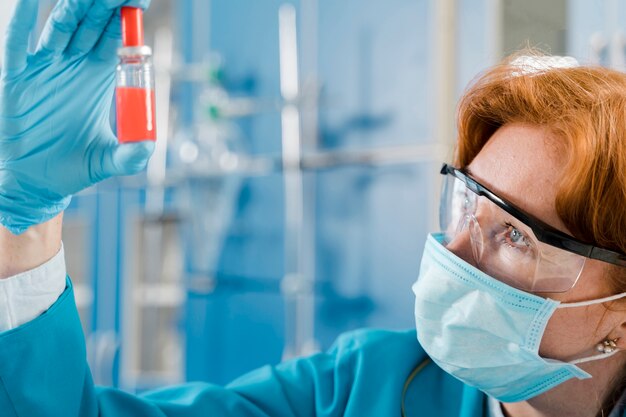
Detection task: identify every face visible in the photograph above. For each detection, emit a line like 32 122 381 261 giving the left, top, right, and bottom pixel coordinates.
447 122 626 361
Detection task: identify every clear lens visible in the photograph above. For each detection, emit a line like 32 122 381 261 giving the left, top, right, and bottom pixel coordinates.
440 175 586 293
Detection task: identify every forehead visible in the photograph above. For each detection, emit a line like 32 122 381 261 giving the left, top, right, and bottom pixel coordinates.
466 123 569 232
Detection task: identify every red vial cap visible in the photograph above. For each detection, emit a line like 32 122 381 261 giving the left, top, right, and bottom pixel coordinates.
121 7 144 47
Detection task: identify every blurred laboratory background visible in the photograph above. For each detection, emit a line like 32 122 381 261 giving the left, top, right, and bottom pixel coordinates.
1 0 624 392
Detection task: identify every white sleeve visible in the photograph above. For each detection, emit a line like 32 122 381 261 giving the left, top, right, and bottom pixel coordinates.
0 244 67 332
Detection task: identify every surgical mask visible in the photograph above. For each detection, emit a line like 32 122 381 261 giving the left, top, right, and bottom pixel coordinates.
413 233 626 403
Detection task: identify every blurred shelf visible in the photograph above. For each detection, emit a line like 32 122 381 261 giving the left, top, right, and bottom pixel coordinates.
110 142 448 190
133 283 186 307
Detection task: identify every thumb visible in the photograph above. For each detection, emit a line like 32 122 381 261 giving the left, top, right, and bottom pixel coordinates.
100 140 155 178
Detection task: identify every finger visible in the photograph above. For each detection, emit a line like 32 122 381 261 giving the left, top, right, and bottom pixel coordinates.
129 0 151 8
66 2 115 56
35 0 94 58
91 9 121 62
90 0 153 61
105 140 155 177
2 0 39 77
103 0 151 8
91 137 154 181
66 0 151 57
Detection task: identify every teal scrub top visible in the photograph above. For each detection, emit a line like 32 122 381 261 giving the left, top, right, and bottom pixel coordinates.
0 279 486 417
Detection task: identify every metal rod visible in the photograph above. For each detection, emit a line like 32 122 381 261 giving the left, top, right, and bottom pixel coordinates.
432 0 457 233
278 3 318 360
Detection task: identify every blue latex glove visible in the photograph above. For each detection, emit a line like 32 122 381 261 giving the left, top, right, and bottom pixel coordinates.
0 0 153 234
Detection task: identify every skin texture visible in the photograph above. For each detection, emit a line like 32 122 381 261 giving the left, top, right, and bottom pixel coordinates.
447 122 626 417
0 215 62 279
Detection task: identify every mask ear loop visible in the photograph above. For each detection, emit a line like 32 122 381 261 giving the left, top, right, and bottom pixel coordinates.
570 347 620 365
557 291 626 309
556 292 626 365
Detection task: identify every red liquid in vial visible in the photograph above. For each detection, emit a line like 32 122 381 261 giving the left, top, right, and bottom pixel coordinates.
116 87 156 143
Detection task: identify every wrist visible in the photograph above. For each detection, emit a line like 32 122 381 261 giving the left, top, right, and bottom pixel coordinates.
0 213 63 279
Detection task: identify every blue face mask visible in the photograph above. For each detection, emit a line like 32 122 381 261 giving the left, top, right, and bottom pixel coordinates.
413 233 626 403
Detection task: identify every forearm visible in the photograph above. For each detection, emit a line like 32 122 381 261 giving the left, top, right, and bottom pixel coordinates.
0 213 63 279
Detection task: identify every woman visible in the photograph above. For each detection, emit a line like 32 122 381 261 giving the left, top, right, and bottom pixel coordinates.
0 1 625 416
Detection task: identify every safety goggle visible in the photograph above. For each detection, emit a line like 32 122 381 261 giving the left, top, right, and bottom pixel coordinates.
439 163 626 293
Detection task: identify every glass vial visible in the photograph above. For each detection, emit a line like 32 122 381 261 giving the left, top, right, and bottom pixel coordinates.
116 7 156 143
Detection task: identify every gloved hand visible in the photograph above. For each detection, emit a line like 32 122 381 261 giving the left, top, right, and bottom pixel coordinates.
0 0 153 235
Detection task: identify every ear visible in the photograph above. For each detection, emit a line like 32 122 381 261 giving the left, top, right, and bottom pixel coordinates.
607 320 626 353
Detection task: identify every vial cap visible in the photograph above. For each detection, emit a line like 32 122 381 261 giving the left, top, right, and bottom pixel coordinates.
121 7 144 47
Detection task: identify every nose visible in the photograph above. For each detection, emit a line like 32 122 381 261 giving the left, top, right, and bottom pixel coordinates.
445 227 478 268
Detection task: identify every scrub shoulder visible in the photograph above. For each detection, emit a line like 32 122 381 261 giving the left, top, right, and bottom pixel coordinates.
0 279 466 417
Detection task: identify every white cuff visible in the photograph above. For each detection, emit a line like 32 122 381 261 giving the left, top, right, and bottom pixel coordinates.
0 244 67 332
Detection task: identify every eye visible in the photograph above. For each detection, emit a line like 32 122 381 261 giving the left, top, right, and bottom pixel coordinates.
503 222 530 249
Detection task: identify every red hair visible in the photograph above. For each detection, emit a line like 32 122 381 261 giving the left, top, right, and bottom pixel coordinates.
455 54 626 270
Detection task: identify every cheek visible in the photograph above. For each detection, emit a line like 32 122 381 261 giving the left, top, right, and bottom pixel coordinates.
538 306 609 359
